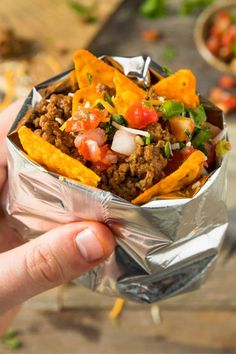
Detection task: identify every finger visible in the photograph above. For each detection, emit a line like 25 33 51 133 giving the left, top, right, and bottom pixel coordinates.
0 99 25 190
0 221 115 314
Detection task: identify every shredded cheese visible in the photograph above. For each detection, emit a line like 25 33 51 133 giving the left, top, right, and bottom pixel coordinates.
109 298 125 320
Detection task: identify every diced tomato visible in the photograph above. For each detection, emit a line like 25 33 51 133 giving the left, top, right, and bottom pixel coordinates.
219 75 235 89
164 146 196 175
74 128 107 148
65 107 108 132
126 102 161 129
169 116 195 142
215 12 231 32
206 36 220 55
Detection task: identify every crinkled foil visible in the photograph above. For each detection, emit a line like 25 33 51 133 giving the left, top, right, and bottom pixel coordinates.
4 56 228 303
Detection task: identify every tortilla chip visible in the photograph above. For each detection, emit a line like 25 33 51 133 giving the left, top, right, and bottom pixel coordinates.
72 87 103 116
150 69 199 108
132 150 205 205
113 71 146 116
18 126 100 187
73 49 116 89
154 175 209 199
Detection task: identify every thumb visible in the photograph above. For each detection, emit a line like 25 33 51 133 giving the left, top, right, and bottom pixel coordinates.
0 222 115 314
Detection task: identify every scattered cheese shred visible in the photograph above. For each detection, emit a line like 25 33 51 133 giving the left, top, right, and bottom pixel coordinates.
109 298 125 320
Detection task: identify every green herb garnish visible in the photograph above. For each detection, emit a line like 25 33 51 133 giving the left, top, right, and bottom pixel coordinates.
192 127 212 147
162 66 173 75
161 100 184 119
67 0 97 23
180 0 214 16
189 104 206 129
185 129 191 138
87 72 93 85
215 140 231 158
104 92 114 107
164 141 171 159
96 102 105 110
100 122 116 141
139 0 167 18
145 135 151 145
112 114 128 126
0 330 22 350
86 111 90 120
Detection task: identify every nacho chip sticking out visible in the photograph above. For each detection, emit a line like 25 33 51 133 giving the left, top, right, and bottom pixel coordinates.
18 126 100 187
72 87 103 116
150 69 199 108
74 49 116 89
132 150 205 205
113 71 146 116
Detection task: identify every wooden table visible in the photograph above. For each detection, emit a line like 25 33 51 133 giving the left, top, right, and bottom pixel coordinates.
1 1 236 353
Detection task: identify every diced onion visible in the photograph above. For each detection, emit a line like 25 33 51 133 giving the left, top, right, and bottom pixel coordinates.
157 96 165 102
55 117 64 125
111 130 137 156
84 101 91 108
171 142 180 150
112 121 150 137
68 92 74 97
211 128 227 145
186 141 192 147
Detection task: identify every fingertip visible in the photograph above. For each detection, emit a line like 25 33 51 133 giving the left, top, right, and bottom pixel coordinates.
87 222 116 259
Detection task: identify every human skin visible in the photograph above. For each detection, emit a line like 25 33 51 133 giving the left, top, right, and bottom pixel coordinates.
0 101 116 334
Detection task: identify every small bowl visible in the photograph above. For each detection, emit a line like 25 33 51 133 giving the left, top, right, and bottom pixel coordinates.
194 0 236 74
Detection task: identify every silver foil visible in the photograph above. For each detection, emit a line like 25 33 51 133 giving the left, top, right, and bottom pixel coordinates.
5 56 228 303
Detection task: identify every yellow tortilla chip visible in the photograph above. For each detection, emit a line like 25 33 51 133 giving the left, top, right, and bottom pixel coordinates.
154 175 209 199
73 49 115 89
72 87 103 116
113 71 146 116
132 150 205 205
18 126 100 187
150 69 199 108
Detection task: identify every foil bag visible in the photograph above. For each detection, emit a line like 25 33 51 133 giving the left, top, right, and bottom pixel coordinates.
5 56 228 303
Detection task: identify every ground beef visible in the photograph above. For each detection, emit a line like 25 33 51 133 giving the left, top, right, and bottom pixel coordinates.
99 143 168 201
25 93 82 158
95 83 116 97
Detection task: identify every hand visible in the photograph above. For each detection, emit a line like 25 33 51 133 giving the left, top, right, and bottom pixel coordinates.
0 101 115 333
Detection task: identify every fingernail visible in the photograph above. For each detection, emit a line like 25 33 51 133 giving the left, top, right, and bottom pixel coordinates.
75 228 104 262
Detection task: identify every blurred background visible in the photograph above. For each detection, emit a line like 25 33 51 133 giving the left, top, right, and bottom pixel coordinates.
1 0 236 353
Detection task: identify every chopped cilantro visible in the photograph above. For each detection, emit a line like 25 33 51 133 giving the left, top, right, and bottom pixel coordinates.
178 141 185 149
100 122 116 141
87 72 93 85
215 140 231 158
104 92 114 107
188 104 206 129
185 129 191 138
0 329 22 350
164 141 171 159
139 0 167 18
162 66 173 75
112 114 128 126
180 0 214 16
145 135 151 145
161 100 184 119
96 102 105 110
192 127 212 147
85 112 90 120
